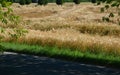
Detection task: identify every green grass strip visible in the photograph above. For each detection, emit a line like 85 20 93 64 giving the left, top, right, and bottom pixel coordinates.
1 42 120 68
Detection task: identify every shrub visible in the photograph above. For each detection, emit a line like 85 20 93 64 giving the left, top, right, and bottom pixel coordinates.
56 0 64 5
73 0 80 4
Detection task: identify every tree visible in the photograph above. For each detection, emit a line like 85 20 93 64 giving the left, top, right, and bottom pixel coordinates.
38 0 48 6
56 0 64 5
0 0 16 51
97 0 120 25
26 0 32 5
7 0 14 2
0 0 28 52
91 0 96 3
32 0 38 3
0 0 18 24
0 0 13 7
73 0 80 5
19 0 26 5
44 0 48 5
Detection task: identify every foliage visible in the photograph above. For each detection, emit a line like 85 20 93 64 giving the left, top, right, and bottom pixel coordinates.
7 0 13 2
44 0 48 5
19 0 26 5
32 0 37 3
19 0 32 5
0 0 12 7
0 0 27 43
91 0 96 3
97 0 120 25
0 0 20 25
56 0 64 5
73 0 81 4
26 0 32 5
8 28 28 39
38 0 48 6
37 0 89 3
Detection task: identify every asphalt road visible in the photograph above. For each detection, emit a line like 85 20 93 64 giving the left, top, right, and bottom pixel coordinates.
0 52 120 75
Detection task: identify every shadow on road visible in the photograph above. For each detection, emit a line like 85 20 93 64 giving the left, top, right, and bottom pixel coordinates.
0 52 120 75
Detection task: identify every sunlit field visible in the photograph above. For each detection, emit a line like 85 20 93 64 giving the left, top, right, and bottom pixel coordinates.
1 3 120 56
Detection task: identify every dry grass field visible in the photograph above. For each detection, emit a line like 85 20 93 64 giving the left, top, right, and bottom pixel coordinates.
2 3 120 55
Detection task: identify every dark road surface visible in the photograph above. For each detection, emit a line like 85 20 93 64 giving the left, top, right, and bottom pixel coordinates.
0 52 120 75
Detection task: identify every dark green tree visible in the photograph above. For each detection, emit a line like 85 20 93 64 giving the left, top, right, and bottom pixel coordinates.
26 0 32 5
73 0 80 5
38 0 48 6
44 0 48 5
56 0 64 5
91 0 96 3
19 0 26 5
7 0 14 2
32 0 37 3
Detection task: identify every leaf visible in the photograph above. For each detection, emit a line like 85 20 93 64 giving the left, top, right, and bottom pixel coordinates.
7 7 13 14
2 18 8 24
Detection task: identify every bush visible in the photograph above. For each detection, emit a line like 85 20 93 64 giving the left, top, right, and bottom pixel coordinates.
26 0 32 5
56 0 64 5
38 0 48 6
19 0 26 5
73 0 80 4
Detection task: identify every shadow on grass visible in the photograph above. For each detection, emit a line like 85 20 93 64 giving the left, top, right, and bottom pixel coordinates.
0 52 120 75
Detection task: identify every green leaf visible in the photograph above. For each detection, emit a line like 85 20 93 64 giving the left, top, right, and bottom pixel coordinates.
2 18 8 24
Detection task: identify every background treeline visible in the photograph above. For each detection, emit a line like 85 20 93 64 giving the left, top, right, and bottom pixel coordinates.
42 0 90 2
10 0 91 3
